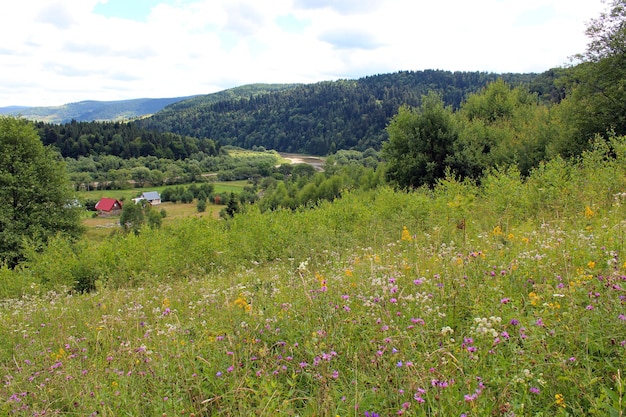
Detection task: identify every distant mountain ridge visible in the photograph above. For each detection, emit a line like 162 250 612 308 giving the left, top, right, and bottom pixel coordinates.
0 84 302 124
0 97 197 124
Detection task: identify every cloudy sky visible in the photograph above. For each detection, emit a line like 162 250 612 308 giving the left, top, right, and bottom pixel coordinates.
0 0 606 107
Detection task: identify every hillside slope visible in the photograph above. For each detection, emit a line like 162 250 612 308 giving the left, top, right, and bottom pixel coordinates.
0 97 197 123
137 70 540 154
0 84 299 124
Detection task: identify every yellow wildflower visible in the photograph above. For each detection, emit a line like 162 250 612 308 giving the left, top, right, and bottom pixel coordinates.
345 269 353 277
587 261 596 269
52 348 66 360
234 294 251 312
493 226 503 236
162 298 170 308
401 226 412 241
555 393 566 408
528 292 540 306
584 206 594 219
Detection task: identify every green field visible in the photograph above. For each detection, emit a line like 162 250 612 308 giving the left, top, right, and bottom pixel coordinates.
77 181 246 240
77 180 250 202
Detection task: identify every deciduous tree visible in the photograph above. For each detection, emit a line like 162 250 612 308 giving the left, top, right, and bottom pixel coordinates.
381 93 458 188
0 117 83 267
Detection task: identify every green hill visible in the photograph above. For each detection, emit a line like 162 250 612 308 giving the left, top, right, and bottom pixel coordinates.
137 70 541 155
0 84 301 124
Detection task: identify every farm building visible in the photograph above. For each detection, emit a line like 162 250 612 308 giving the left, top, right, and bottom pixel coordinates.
94 198 123 215
133 191 161 206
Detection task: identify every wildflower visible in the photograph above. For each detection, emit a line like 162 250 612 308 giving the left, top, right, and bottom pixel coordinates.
464 393 477 402
555 393 566 408
401 226 412 241
414 389 426 403
584 206 594 219
441 326 454 336
234 294 252 312
528 292 540 306
530 387 540 394
587 260 596 269
493 225 503 235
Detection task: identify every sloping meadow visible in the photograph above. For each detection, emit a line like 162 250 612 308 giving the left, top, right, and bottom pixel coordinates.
2 137 626 415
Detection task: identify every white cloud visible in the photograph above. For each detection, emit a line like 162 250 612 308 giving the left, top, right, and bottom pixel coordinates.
0 0 607 107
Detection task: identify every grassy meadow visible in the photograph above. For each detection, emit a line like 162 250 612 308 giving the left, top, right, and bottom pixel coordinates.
77 180 249 202
2 139 626 416
77 180 248 239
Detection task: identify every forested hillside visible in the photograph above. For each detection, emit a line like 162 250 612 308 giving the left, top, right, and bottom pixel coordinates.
137 70 541 155
36 120 219 160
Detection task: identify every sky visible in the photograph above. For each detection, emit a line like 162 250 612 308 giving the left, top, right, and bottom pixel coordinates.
0 0 607 107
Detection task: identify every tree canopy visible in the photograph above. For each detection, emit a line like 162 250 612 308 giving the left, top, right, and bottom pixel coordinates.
553 0 626 156
382 93 458 188
137 71 537 155
0 117 83 267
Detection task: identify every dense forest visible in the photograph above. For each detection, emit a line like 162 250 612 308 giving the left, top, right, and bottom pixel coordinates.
38 71 542 161
35 120 220 160
136 70 541 155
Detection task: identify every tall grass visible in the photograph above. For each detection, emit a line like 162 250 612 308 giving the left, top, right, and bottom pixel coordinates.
1 137 626 416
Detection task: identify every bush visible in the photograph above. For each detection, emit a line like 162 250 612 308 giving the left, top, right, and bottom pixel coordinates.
197 198 207 213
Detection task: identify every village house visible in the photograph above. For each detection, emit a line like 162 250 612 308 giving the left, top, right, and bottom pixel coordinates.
94 197 123 215
132 191 161 206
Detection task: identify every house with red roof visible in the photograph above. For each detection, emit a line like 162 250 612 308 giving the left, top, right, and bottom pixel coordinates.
94 197 123 215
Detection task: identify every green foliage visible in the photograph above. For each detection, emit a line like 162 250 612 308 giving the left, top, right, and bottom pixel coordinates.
119 200 161 234
137 71 537 154
258 150 384 211
551 0 626 155
382 93 458 188
36 120 220 160
3 141 626 415
197 198 207 213
0 117 83 267
452 80 552 176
